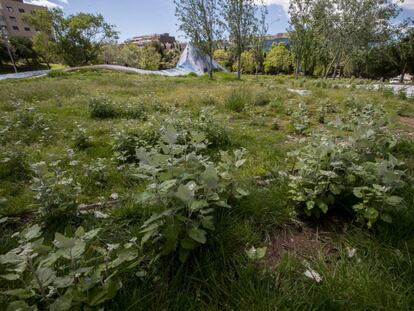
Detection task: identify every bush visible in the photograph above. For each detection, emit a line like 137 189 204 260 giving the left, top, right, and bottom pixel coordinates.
72 123 91 150
225 89 250 112
254 91 271 106
31 162 81 225
89 97 118 119
134 125 248 262
291 102 310 134
47 70 69 78
0 225 142 310
0 147 29 180
288 108 406 228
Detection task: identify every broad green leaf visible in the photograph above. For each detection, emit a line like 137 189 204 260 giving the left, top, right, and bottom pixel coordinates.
190 200 209 212
175 184 194 204
50 293 72 311
36 267 56 287
0 274 20 281
22 225 42 241
7 301 37 311
0 217 8 224
188 228 207 244
235 159 247 168
2 289 34 299
246 246 267 260
365 208 379 220
381 214 393 224
201 165 218 189
163 224 181 253
53 233 75 249
201 216 215 231
54 276 74 288
162 124 178 145
82 228 101 241
180 237 197 250
386 196 403 207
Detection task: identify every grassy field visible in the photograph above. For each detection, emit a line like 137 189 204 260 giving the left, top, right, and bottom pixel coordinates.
1 70 414 310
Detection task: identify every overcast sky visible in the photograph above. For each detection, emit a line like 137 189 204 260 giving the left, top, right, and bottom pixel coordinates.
24 0 414 42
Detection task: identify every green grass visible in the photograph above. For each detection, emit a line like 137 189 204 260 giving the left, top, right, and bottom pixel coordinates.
0 71 413 310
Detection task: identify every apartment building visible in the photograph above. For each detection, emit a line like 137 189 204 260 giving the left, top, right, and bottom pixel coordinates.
128 33 177 47
0 0 46 38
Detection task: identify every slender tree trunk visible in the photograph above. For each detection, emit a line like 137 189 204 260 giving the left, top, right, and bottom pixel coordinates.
400 63 407 84
324 52 339 79
294 57 300 79
237 52 241 80
209 47 213 80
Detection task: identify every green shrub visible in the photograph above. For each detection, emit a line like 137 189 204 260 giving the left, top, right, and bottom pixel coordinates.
288 110 406 228
254 91 271 106
291 102 310 134
225 89 249 112
0 147 29 180
0 225 142 310
72 123 91 150
89 97 118 119
31 162 81 225
47 70 69 78
122 104 147 120
134 125 248 262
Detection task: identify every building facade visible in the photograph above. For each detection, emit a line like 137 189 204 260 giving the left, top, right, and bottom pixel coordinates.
0 0 45 38
128 33 177 47
264 33 290 50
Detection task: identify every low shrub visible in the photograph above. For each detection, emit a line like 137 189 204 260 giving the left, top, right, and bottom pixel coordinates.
72 123 91 150
291 102 310 134
0 147 29 180
31 161 81 225
47 70 69 78
0 225 142 310
134 125 248 262
225 89 250 112
288 110 406 228
254 91 271 106
89 97 118 119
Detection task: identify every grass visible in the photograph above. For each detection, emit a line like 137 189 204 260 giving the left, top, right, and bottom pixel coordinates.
0 71 414 310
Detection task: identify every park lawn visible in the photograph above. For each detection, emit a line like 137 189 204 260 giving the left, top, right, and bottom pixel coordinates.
1 70 414 310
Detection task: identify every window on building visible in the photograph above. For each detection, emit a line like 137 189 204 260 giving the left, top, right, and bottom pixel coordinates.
7 7 13 12
24 27 30 31
18 8 25 13
12 26 19 30
9 16 16 22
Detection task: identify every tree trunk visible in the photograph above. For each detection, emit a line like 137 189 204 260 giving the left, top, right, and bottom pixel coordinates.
294 58 300 79
237 52 241 80
324 54 338 79
209 47 213 80
400 63 407 84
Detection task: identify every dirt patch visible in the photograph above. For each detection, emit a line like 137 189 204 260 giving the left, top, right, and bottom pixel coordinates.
264 226 337 268
400 117 414 129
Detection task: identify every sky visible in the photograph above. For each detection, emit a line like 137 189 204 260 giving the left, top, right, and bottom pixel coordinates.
24 0 414 42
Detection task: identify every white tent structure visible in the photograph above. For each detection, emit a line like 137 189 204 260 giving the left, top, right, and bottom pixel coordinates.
0 45 228 81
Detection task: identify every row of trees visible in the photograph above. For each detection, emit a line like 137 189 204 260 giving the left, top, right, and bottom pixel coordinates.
101 42 182 70
214 43 293 74
288 0 414 80
2 9 117 69
175 0 267 79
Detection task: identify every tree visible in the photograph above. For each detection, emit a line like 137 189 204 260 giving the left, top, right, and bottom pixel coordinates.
138 45 162 70
100 42 119 64
214 49 233 69
264 43 293 74
288 0 316 78
23 9 118 67
221 0 266 79
117 43 141 67
9 36 37 65
32 32 57 69
233 50 255 74
175 0 222 79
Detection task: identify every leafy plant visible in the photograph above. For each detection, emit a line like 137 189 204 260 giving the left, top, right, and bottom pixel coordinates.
31 162 81 224
291 102 310 134
0 225 141 310
288 118 406 227
89 97 118 119
0 147 30 181
72 123 91 150
134 125 248 262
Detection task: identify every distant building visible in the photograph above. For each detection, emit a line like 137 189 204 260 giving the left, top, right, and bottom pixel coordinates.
0 0 46 38
128 33 177 48
264 33 290 50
